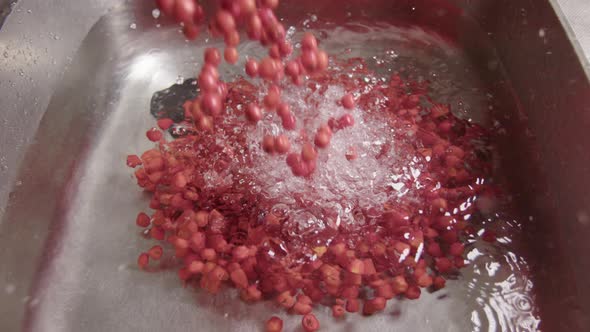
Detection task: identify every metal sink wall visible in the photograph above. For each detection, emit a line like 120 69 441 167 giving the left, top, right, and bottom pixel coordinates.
1 0 589 331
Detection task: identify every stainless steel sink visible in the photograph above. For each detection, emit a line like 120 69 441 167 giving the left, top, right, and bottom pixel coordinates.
1 0 589 331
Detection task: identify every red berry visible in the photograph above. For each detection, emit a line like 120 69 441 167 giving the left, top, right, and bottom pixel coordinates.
216 10 236 33
433 276 446 290
136 212 150 227
197 115 213 131
274 135 291 154
261 0 279 9
201 92 223 116
301 143 317 162
405 285 421 300
204 48 221 66
198 71 218 91
232 246 249 261
265 316 283 332
238 0 256 15
201 63 220 80
276 102 290 118
332 305 345 318
277 291 296 309
316 50 328 71
126 155 142 168
285 60 300 77
279 41 293 57
174 0 196 24
345 146 357 161
245 59 259 77
314 130 331 148
341 94 355 109
346 299 359 312
426 242 443 257
224 29 240 47
392 275 408 293
259 57 278 80
264 85 281 109
363 297 386 315
148 245 163 260
156 0 174 16
262 135 275 153
435 257 453 273
193 4 204 22
269 44 281 59
137 253 149 269
224 47 239 64
286 153 300 167
281 113 296 130
245 103 263 123
188 260 204 274
183 23 200 40
157 118 174 130
230 268 248 289
301 50 318 72
217 82 228 98
302 313 319 332
417 274 433 288
338 114 354 128
301 32 318 51
146 128 162 142
247 14 263 40
449 242 465 256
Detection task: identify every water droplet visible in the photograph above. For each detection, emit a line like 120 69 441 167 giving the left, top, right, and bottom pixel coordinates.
151 8 161 19
286 26 296 39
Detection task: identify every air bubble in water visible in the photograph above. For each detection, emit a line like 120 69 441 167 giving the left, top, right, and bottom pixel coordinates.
286 26 296 39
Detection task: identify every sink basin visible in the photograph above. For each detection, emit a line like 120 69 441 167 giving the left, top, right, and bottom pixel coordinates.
1 0 589 331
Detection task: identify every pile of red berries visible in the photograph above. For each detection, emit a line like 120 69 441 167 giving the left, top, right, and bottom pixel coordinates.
126 1 496 331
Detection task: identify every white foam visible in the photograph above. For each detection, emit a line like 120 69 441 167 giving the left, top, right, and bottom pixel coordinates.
237 83 420 232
